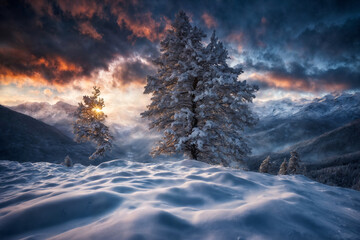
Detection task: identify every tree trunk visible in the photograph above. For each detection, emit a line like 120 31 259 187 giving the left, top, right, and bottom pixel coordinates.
190 77 199 160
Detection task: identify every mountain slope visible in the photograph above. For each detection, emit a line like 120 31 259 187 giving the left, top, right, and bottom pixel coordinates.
0 105 96 164
305 151 360 189
10 101 77 137
9 101 155 161
245 119 360 189
285 119 360 163
248 92 360 154
246 119 360 167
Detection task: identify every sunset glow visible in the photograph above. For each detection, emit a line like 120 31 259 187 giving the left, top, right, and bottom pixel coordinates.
93 107 103 113
0 1 359 239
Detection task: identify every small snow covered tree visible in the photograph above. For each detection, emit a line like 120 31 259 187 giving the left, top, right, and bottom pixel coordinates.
278 158 288 175
259 156 271 173
63 155 73 167
288 151 301 174
73 86 113 160
141 11 258 166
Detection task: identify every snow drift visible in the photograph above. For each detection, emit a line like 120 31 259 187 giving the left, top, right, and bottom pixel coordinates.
0 159 359 240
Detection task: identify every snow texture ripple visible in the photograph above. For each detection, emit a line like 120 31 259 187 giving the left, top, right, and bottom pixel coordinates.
0 159 359 240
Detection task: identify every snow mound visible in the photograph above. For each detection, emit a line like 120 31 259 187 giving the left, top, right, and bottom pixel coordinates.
0 159 359 240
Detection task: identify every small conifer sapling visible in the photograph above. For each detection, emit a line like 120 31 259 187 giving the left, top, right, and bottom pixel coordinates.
288 151 301 174
259 155 271 173
278 158 288 175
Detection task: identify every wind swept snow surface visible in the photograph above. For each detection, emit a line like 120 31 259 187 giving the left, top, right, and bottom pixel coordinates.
0 160 359 240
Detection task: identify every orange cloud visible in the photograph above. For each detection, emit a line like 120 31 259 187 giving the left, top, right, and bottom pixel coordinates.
0 69 47 87
227 32 243 42
57 0 104 18
35 56 83 73
202 12 217 28
1 0 166 92
250 73 347 92
114 8 170 42
26 0 55 17
78 21 102 40
227 32 244 53
27 0 105 19
0 46 84 88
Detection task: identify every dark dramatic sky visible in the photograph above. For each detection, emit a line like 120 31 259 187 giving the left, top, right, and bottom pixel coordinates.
0 0 359 121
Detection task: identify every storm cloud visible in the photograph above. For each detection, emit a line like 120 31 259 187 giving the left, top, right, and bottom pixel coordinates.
0 0 359 92
0 0 165 86
112 59 155 86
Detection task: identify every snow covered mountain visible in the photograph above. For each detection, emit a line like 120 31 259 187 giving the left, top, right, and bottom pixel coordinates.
0 105 98 165
248 91 360 154
283 119 360 163
9 102 156 162
248 119 360 163
1 105 154 164
246 119 360 190
0 105 139 165
253 91 360 120
10 101 77 137
0 159 359 240
252 97 309 119
243 92 360 190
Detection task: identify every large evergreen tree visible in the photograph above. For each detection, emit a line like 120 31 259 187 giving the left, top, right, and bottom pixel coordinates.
73 86 113 160
142 11 258 166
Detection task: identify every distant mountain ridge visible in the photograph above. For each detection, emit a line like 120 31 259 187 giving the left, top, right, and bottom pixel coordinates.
283 119 360 162
5 103 152 164
0 105 107 165
247 91 360 155
252 91 360 119
245 119 360 190
245 92 360 190
247 119 360 165
10 100 159 160
10 101 77 137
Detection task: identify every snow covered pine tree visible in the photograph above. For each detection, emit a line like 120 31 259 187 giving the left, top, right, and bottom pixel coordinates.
278 158 288 175
259 156 271 173
63 155 73 167
141 11 258 166
288 151 301 174
73 86 113 160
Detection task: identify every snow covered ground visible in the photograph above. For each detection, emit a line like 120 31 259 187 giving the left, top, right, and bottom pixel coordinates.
0 159 359 240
